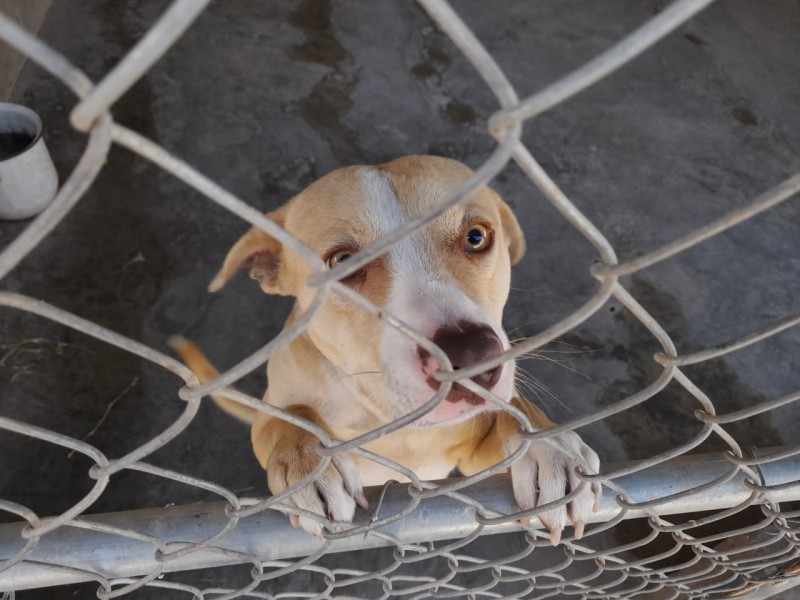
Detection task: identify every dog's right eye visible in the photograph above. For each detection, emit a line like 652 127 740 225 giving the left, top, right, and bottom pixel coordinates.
327 250 352 269
464 223 492 254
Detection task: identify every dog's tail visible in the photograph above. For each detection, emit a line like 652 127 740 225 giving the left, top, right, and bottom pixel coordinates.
168 336 257 425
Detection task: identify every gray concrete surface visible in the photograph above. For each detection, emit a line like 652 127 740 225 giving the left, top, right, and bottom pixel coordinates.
0 0 798 598
0 0 52 100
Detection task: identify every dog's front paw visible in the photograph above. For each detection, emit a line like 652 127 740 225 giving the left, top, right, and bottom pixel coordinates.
267 448 368 537
508 430 601 545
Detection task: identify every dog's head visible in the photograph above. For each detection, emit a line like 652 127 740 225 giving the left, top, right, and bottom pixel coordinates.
211 155 525 427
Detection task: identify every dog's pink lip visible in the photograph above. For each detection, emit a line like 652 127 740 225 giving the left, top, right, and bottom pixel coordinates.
415 389 495 426
424 377 486 405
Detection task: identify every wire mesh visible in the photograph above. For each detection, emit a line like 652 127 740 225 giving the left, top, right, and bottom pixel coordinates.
0 0 799 599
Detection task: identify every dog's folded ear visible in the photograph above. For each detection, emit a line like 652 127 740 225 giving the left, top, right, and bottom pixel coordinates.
208 209 289 295
496 197 526 265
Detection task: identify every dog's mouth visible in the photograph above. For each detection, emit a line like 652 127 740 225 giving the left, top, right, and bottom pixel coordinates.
384 319 513 426
425 377 486 406
412 383 497 428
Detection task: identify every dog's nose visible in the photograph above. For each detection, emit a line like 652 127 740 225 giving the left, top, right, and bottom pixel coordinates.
418 321 504 398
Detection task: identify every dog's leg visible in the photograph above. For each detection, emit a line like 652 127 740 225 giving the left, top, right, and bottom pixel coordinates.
170 338 367 537
459 397 601 545
251 406 368 537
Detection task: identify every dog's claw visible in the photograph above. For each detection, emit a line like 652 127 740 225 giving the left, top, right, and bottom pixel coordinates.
269 451 366 537
574 521 585 540
549 525 563 546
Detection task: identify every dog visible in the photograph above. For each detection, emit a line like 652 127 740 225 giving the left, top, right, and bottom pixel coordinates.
172 155 600 544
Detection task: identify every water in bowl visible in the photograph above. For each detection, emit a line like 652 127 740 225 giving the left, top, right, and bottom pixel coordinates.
0 130 35 161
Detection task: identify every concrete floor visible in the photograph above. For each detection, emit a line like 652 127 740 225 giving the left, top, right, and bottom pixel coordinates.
0 0 798 598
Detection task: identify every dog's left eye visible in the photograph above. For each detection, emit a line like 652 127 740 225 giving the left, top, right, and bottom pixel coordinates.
326 249 367 285
464 224 492 253
327 250 352 269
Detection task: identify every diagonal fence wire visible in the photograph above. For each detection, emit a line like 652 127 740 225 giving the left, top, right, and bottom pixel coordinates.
0 0 798 598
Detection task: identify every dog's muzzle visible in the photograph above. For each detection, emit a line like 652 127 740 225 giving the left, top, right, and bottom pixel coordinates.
417 320 504 405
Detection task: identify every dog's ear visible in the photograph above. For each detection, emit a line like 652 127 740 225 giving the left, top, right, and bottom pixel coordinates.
495 197 526 265
208 208 290 295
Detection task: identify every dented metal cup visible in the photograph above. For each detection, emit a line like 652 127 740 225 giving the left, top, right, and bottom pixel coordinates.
0 102 58 220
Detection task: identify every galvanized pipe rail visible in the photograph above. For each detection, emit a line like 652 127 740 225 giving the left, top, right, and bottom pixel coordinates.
1 448 799 591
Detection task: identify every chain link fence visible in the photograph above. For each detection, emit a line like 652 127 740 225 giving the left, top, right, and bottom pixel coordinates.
1 0 799 598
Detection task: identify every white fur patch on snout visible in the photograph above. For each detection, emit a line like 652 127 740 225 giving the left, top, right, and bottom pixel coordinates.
382 279 516 425
356 167 515 423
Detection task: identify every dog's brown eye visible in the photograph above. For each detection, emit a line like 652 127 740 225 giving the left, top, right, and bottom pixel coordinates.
326 249 367 286
327 250 352 269
464 224 492 253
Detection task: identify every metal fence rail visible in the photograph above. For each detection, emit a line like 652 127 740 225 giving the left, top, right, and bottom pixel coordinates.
0 0 798 599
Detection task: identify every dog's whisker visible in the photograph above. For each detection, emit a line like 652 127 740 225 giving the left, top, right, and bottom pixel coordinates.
515 366 575 416
513 350 547 360
517 353 591 381
516 379 562 415
514 351 567 364
533 354 591 380
510 337 603 355
511 340 598 381
513 371 542 398
524 345 603 356
547 339 606 352
513 379 550 418
506 322 537 337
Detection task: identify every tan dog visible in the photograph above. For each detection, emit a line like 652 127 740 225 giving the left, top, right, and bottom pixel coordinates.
173 155 600 544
